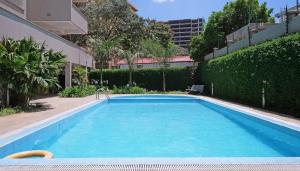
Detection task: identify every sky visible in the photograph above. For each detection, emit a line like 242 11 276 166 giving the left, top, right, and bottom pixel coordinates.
130 0 297 21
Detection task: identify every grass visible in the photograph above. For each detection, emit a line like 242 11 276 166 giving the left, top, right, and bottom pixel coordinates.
147 91 186 94
111 86 186 95
0 104 48 117
0 107 22 117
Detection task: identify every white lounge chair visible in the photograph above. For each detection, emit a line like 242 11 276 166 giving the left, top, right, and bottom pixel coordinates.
186 85 204 94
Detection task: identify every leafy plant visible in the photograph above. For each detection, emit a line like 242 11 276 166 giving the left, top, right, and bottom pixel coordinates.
112 86 147 94
190 0 274 60
189 34 208 62
0 37 65 107
58 85 96 98
199 33 300 116
0 107 22 117
73 66 88 86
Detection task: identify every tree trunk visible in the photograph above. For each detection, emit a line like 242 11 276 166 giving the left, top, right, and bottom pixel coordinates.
100 60 104 86
6 88 10 107
26 97 30 107
129 68 133 86
128 58 134 86
162 68 166 92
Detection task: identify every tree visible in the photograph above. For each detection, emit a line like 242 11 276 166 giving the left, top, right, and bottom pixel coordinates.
145 20 172 49
193 0 274 59
119 15 147 85
189 34 208 62
118 49 142 85
73 66 88 87
90 39 119 85
172 44 189 56
83 0 133 41
203 11 227 52
0 38 65 107
65 0 136 74
141 39 176 91
159 43 177 92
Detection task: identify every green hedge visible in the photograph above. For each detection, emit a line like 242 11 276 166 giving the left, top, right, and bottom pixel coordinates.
199 33 300 116
90 67 193 91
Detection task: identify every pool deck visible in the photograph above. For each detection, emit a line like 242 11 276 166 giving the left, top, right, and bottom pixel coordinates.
0 95 97 136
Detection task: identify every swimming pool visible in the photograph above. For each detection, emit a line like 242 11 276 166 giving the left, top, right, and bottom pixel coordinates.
1 95 300 159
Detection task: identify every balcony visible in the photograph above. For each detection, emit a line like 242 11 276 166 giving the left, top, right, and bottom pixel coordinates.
73 0 89 2
26 0 88 35
0 0 26 18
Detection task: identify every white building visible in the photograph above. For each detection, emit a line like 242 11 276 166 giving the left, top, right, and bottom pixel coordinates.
0 0 95 88
115 56 196 69
275 5 300 23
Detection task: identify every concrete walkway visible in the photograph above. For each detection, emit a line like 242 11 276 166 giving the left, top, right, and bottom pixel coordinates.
0 95 97 135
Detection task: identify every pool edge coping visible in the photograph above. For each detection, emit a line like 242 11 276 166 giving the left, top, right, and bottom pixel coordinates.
0 94 300 165
1 157 300 166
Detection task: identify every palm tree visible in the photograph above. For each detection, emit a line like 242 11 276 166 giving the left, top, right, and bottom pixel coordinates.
73 66 88 87
90 39 119 86
117 48 144 86
141 39 176 91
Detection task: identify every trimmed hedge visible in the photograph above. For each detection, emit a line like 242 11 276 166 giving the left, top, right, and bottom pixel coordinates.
199 33 300 116
90 67 193 91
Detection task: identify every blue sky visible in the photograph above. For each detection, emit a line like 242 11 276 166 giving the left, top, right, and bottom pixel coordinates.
130 0 296 21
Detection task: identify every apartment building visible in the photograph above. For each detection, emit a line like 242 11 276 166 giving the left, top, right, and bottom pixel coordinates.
163 18 205 49
0 0 94 88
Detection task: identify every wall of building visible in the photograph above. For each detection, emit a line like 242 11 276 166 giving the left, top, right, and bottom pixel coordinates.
0 7 94 67
119 62 195 69
204 15 300 60
27 0 71 21
0 0 26 18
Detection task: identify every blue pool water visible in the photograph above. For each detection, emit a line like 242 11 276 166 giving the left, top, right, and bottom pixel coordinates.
1 95 300 158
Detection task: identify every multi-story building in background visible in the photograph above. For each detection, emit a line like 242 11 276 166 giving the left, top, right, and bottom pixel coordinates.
163 18 205 49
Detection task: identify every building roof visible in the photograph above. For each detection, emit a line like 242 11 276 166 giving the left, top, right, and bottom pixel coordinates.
116 56 194 66
128 2 138 13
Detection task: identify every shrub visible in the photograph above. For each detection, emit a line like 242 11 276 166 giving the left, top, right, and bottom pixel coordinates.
0 38 65 107
0 107 21 117
58 85 96 97
90 67 193 91
199 33 300 116
112 86 147 94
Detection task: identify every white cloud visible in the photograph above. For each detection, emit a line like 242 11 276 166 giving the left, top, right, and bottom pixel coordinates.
152 0 175 4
